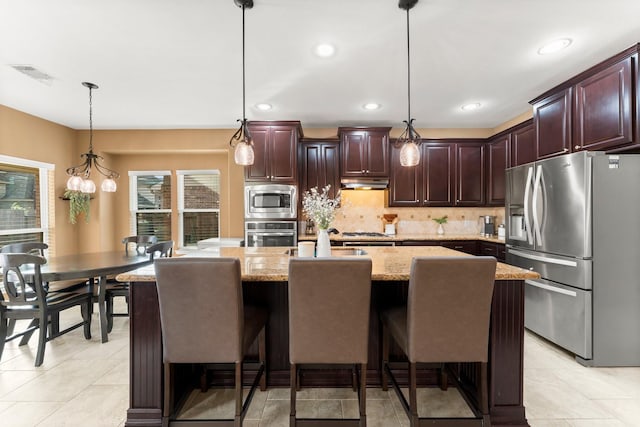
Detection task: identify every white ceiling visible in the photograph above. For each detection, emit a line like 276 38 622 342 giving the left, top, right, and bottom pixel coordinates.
1 0 640 131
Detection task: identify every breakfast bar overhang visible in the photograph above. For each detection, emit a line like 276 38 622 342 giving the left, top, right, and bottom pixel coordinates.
118 246 539 427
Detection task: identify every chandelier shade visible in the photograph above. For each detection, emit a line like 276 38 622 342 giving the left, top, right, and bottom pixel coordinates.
66 82 119 193
229 0 255 166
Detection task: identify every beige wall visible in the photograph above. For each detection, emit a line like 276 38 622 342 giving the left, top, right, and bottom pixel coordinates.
1 104 530 253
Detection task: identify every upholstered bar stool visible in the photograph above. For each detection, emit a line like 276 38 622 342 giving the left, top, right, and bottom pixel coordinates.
288 258 372 427
380 256 497 427
154 257 267 427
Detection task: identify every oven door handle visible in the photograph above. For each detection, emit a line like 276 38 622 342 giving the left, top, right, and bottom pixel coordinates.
249 232 295 237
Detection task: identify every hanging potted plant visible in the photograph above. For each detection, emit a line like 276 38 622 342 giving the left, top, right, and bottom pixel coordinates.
64 189 91 224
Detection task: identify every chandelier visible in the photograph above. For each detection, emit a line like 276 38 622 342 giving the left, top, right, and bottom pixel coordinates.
229 0 255 166
396 0 422 167
66 82 119 193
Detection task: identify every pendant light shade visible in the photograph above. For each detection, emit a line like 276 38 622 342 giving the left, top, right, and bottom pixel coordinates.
396 0 422 167
66 82 119 193
229 0 255 166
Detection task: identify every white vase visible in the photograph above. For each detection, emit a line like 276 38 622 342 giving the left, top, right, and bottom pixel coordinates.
316 228 331 257
437 224 445 235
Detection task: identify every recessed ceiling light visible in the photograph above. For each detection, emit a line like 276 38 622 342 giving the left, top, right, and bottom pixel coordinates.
461 102 481 111
538 38 572 55
314 43 336 58
363 103 381 110
255 103 272 111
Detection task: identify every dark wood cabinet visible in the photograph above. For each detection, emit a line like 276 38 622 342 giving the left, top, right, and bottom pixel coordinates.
486 134 510 206
389 140 480 207
574 56 633 152
441 240 478 255
299 139 340 201
339 127 390 178
245 121 302 183
533 88 572 159
455 141 485 206
479 241 506 261
511 121 535 166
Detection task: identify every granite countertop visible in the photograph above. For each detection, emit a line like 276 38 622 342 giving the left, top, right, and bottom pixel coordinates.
117 246 537 283
298 232 506 244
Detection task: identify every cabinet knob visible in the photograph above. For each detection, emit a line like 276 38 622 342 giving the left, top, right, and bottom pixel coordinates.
574 145 581 150
563 148 569 152
361 170 365 173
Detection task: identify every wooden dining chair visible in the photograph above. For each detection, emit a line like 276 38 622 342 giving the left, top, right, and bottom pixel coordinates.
154 257 267 426
105 235 159 331
288 257 372 427
0 253 93 367
380 256 497 427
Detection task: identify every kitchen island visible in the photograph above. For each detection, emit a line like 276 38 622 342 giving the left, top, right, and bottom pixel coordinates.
119 246 538 427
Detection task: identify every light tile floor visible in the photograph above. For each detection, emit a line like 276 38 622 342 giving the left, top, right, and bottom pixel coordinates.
0 301 639 426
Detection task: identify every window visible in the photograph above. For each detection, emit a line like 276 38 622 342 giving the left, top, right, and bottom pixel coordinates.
0 155 52 248
177 170 220 247
129 171 172 241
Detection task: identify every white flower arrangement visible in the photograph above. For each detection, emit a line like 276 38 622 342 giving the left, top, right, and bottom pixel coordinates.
302 185 341 230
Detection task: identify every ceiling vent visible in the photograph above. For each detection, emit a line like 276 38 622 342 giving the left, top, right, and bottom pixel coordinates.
10 65 54 84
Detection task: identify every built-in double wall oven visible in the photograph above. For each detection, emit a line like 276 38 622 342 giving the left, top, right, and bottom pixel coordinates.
244 184 297 247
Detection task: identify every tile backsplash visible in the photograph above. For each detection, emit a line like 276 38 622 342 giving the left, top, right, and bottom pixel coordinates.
328 190 505 235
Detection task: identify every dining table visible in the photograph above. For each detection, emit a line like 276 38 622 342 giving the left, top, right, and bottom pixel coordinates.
26 251 152 343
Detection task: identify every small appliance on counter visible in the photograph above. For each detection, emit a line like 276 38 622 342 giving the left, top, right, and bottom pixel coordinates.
382 214 398 235
478 215 496 236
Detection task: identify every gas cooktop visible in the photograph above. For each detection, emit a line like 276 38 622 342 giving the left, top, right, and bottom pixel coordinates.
342 232 388 237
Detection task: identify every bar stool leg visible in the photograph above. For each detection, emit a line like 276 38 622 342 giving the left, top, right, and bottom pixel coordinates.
359 363 367 427
290 363 297 427
381 323 389 391
235 361 242 427
259 327 267 391
409 362 418 427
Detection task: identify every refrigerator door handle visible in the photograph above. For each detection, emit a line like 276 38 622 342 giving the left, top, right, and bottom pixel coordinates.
525 279 578 297
523 166 534 245
508 248 579 267
532 165 543 245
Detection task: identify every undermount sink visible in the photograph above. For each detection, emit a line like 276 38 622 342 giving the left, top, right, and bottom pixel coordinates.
285 247 368 257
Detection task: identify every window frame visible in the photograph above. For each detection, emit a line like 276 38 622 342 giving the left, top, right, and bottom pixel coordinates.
128 170 172 238
0 155 53 248
176 169 221 248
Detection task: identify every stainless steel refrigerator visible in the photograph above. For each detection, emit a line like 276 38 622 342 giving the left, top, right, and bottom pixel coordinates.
506 151 640 366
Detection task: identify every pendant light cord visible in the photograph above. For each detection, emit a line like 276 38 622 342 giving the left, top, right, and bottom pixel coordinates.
88 86 94 153
406 7 411 125
242 3 247 122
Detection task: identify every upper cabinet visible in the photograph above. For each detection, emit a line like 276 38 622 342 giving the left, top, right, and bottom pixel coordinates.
486 133 510 206
389 140 483 207
245 121 303 183
511 120 535 166
299 139 340 202
530 44 639 158
339 127 390 178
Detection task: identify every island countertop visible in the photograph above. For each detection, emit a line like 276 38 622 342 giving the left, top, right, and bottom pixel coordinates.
117 245 539 282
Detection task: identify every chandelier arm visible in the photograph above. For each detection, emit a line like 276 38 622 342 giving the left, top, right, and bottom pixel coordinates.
92 159 120 179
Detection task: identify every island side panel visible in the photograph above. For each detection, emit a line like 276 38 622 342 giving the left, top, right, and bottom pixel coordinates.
490 279 527 426
126 281 163 427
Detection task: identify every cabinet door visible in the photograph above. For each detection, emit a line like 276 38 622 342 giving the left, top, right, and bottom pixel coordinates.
456 142 485 206
365 130 389 176
244 127 270 181
534 88 572 159
423 143 455 206
487 134 509 206
389 143 421 206
511 122 535 166
269 126 298 183
574 56 633 151
341 131 367 177
300 141 340 200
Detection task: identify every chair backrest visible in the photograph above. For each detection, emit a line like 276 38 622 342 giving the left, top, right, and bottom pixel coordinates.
407 256 497 363
0 242 48 256
146 241 173 260
0 253 47 306
122 235 158 256
288 258 372 364
154 257 244 363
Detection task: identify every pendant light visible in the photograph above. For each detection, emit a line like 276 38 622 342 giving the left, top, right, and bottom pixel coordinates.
229 0 255 166
66 82 119 193
397 0 421 167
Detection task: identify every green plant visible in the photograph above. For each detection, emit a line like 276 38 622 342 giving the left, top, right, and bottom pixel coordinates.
432 215 448 225
64 189 91 224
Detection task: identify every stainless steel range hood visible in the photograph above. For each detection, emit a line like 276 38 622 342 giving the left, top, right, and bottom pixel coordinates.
340 178 389 190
